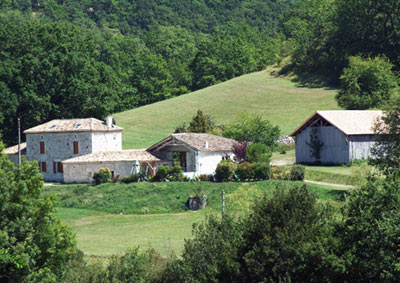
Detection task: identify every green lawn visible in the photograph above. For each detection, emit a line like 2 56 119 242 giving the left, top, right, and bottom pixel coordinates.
114 70 340 149
49 181 347 257
58 207 207 257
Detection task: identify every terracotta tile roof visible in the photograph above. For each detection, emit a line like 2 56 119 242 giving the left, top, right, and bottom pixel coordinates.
290 110 384 136
3 142 27 155
24 118 123 134
62 149 161 164
148 133 237 152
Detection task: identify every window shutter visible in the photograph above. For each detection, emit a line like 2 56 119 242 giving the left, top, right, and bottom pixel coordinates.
57 162 63 173
40 141 45 154
42 162 47 172
73 141 79 154
53 162 57 173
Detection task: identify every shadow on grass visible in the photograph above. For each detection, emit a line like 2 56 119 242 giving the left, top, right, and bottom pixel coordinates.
271 63 339 90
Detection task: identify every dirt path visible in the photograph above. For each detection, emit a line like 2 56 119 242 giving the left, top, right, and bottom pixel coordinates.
304 179 354 189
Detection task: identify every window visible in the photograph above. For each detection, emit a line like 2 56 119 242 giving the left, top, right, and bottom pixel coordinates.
41 162 47 172
73 141 79 154
38 161 41 171
53 162 57 173
57 162 63 173
40 141 45 154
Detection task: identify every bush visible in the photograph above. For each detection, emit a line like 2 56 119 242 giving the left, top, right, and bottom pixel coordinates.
271 167 291 180
246 143 272 163
290 165 305 180
252 162 271 180
198 174 214 182
152 165 184 182
120 173 148 183
93 168 112 185
215 160 237 182
235 162 255 181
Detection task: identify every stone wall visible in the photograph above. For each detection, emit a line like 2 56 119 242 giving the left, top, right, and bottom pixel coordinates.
63 161 135 183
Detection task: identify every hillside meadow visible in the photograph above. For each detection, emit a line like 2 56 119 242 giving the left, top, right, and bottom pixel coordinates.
114 70 340 149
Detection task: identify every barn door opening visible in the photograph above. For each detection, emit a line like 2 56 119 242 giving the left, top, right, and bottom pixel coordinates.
173 152 187 172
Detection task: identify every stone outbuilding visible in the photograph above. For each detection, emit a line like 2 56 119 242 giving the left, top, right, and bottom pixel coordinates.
290 110 383 164
3 142 26 166
62 149 162 183
148 133 237 178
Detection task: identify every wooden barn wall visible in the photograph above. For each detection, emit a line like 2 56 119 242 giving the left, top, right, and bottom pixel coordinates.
349 135 376 161
295 126 349 164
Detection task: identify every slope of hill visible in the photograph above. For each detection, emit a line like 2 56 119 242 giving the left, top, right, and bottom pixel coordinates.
114 70 340 149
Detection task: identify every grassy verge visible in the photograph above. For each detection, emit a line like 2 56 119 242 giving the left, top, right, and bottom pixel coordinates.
46 181 346 215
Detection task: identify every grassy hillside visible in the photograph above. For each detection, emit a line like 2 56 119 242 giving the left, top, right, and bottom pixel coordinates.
114 70 340 149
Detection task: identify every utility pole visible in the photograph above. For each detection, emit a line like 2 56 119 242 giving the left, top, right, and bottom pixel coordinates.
18 118 21 166
222 190 225 219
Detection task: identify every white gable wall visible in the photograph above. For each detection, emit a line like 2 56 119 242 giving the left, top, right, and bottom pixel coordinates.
91 132 122 152
197 151 234 175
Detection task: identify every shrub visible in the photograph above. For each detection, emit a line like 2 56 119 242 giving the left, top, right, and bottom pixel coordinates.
93 168 112 185
271 167 291 180
168 165 184 181
198 174 214 182
120 173 148 183
152 165 184 182
215 160 237 182
246 143 272 163
276 143 290 154
252 162 271 180
235 162 255 181
290 165 305 180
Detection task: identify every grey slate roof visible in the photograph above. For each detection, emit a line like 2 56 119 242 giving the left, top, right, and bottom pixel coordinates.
148 133 237 152
24 118 123 134
290 110 384 136
62 149 161 164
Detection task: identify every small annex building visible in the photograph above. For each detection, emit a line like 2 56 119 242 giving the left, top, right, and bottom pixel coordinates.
290 110 383 164
148 133 237 178
3 142 26 165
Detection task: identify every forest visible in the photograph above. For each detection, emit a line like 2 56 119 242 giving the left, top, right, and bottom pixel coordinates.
2 0 400 146
0 0 296 145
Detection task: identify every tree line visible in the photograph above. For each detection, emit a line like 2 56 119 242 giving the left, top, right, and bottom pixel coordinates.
0 1 295 146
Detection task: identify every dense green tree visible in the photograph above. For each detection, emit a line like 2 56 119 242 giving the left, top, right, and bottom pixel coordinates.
335 176 400 281
336 56 398 109
0 143 76 282
370 98 400 176
223 113 281 150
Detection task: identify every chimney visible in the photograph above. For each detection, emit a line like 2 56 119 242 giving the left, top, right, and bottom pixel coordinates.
203 141 208 149
106 116 113 128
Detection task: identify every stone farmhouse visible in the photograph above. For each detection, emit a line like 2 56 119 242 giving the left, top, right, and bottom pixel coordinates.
290 110 383 164
3 117 236 183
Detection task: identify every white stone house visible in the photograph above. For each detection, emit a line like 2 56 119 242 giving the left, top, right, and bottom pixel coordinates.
147 133 237 178
3 142 26 165
3 118 237 182
23 117 123 182
290 110 383 164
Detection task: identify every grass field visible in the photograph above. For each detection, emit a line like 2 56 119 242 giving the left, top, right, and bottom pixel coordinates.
47 181 346 215
58 207 207 257
114 70 340 149
49 181 347 257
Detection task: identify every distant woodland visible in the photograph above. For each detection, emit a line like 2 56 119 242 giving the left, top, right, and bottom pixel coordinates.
1 0 400 145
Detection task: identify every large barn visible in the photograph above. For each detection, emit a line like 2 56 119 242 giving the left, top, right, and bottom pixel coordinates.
290 110 383 164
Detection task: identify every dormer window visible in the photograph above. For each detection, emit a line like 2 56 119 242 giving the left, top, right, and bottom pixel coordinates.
74 124 81 129
40 141 45 154
50 125 56 129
